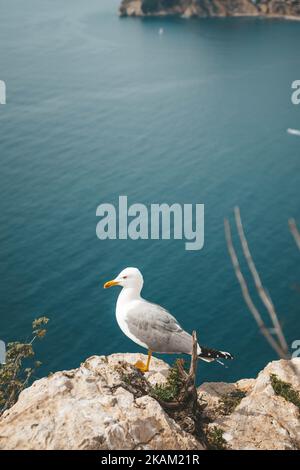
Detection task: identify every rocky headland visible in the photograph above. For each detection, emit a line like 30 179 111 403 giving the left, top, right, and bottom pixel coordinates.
119 1 300 20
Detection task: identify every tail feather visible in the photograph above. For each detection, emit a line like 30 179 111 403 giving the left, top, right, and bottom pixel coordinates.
198 346 233 362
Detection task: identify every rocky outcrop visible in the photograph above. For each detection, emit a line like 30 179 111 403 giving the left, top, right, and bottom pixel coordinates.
0 354 299 450
199 358 300 450
119 1 300 20
0 354 202 450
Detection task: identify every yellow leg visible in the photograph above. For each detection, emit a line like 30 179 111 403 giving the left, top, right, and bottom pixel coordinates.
146 350 152 371
134 350 152 373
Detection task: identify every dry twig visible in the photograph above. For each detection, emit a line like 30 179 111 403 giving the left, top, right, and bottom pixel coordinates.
289 218 300 251
224 216 289 359
234 207 289 356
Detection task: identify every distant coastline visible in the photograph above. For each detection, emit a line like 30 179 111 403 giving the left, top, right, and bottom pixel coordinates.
119 1 300 21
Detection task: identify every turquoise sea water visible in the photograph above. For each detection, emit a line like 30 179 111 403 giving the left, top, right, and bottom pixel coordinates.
0 0 299 384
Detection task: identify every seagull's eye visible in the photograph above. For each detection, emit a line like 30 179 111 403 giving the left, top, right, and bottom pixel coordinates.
123 276 127 279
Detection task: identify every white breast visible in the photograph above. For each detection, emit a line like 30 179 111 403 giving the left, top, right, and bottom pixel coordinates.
116 297 148 350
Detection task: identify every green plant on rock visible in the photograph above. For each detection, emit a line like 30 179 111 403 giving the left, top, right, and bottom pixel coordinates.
270 374 300 411
0 316 49 415
206 426 227 450
151 359 186 402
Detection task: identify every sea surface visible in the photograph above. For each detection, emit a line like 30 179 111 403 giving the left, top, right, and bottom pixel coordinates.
0 0 299 384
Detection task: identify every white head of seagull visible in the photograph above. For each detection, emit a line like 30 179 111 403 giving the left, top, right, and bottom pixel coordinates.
103 267 233 373
104 267 144 292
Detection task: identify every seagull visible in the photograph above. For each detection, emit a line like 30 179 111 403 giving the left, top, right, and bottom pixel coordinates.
104 267 233 372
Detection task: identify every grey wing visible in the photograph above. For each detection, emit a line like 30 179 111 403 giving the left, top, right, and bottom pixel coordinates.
125 302 194 354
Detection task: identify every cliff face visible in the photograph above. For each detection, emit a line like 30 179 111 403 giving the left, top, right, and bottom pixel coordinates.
0 354 299 450
119 0 300 19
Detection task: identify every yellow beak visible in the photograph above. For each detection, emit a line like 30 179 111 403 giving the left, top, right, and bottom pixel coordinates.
103 279 120 289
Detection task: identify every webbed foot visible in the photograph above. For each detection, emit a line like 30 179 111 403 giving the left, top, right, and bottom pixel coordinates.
134 360 149 373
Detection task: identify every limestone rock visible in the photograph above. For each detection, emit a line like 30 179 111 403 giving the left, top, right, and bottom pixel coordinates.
199 358 300 450
119 0 143 17
0 354 299 450
0 354 202 450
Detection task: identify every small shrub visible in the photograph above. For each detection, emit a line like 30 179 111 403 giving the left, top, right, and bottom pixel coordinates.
0 317 49 415
206 426 227 450
270 374 300 411
151 360 186 402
